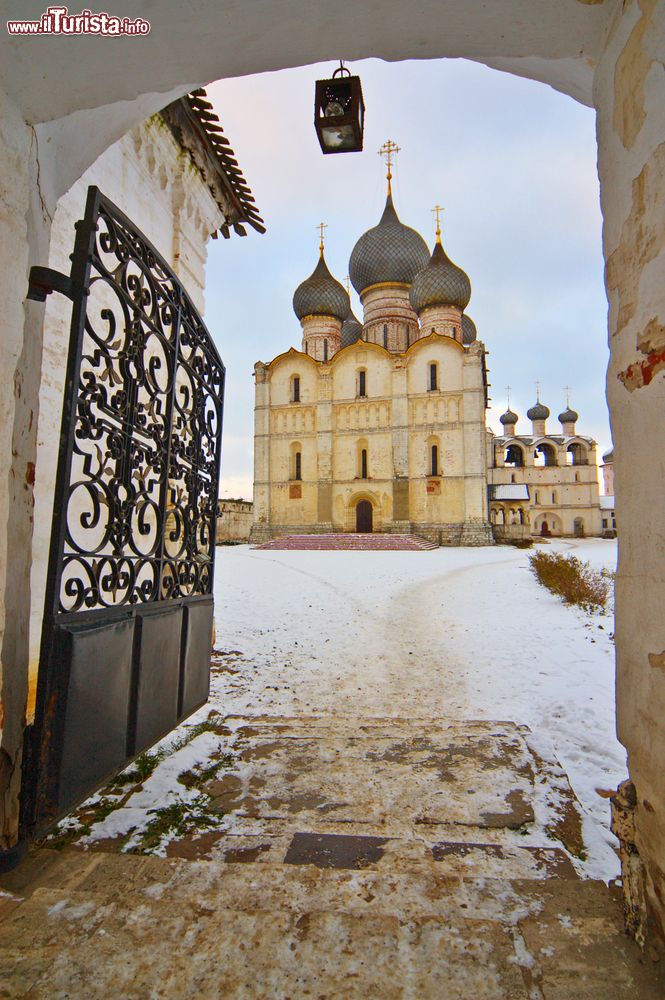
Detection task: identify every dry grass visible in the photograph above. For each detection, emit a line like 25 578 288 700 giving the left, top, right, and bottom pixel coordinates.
529 550 613 613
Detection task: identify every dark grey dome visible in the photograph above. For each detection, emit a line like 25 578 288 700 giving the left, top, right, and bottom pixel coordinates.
409 240 471 313
500 408 518 426
293 253 350 321
340 311 363 348
527 401 550 421
603 447 614 463
349 195 429 295
461 314 477 345
558 407 579 424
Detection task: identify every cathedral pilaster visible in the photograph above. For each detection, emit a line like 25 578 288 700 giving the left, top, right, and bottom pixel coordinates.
390 357 410 529
250 362 271 541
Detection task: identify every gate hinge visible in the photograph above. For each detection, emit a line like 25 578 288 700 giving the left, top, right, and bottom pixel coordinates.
27 266 74 302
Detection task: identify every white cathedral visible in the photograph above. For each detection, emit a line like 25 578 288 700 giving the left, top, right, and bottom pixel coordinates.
251 150 602 545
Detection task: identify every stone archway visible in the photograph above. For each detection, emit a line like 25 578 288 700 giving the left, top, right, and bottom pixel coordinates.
0 0 664 949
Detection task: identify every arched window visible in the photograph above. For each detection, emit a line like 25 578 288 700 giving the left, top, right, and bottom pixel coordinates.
535 490 540 504
292 375 300 403
405 325 410 350
534 443 557 467
430 444 439 476
429 362 438 391
566 442 587 466
358 369 367 397
361 448 368 479
552 490 558 503
383 324 388 349
511 473 516 483
290 441 302 481
323 338 328 362
305 343 308 355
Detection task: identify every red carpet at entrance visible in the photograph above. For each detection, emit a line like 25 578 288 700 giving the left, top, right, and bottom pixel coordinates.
253 533 438 551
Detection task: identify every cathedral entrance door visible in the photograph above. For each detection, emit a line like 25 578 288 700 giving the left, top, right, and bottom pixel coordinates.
356 500 373 533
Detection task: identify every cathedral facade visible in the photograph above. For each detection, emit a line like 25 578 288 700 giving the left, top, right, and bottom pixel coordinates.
251 166 601 545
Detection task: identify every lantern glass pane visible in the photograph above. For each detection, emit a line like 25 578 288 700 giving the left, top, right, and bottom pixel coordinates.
320 123 357 151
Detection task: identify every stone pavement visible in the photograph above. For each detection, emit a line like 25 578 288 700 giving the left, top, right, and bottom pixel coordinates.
253 533 438 550
1 715 663 998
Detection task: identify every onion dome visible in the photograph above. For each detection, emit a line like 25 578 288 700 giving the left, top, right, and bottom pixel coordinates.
500 408 518 427
558 406 578 424
527 401 550 421
340 310 363 348
293 252 350 321
602 447 614 463
409 240 471 314
461 314 477 345
349 194 429 295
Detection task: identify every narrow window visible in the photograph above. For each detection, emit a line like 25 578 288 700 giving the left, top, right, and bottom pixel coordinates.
405 326 410 350
305 343 308 355
294 451 302 481
323 339 328 362
511 473 516 484
552 490 557 504
430 444 439 477
535 490 540 504
361 448 368 479
293 376 300 402
383 324 388 349
429 363 438 390
358 370 366 397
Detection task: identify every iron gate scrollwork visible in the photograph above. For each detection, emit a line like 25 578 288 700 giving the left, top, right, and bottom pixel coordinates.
23 186 224 836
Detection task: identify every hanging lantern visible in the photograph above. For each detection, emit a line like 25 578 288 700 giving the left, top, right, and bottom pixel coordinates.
314 63 365 154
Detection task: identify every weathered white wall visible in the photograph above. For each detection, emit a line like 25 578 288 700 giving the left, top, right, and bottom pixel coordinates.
0 89 53 851
595 0 665 948
216 501 253 544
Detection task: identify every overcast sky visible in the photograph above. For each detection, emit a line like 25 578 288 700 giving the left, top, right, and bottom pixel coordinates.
205 57 610 500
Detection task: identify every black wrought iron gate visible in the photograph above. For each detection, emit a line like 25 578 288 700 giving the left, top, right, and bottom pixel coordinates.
22 186 224 838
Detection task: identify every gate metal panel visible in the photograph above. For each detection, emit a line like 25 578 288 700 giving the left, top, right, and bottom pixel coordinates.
23 186 224 837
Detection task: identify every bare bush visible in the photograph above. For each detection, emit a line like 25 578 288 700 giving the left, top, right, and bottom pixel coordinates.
529 550 613 612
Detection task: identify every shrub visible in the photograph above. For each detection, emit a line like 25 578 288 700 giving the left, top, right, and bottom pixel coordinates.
529 550 613 612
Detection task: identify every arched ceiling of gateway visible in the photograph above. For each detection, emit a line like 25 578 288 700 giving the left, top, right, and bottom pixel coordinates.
1 0 619 126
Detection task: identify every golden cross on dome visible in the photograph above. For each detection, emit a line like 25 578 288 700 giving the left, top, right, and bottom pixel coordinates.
505 385 512 407
317 221 328 255
535 379 541 401
431 204 444 244
345 275 351 295
378 139 401 195
564 385 571 406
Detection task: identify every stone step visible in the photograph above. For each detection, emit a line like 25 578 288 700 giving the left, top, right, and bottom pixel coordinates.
253 532 438 551
1 877 661 999
1 832 580 905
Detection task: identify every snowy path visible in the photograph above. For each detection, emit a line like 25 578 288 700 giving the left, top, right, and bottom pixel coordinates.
213 538 623 878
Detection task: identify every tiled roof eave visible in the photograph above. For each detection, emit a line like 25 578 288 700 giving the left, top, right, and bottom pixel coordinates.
160 89 265 238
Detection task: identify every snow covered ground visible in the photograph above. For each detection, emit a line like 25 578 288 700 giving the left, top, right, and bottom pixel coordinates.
211 537 622 879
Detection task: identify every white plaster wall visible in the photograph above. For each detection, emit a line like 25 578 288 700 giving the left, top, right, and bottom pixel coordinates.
331 346 393 400
595 0 665 943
